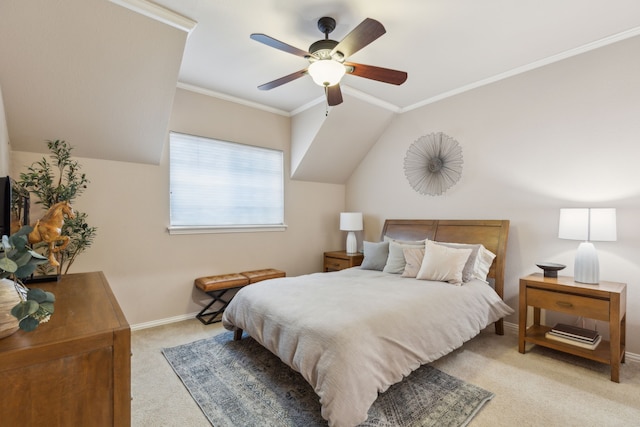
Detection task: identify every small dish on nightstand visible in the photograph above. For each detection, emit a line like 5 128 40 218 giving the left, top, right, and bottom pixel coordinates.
536 262 566 278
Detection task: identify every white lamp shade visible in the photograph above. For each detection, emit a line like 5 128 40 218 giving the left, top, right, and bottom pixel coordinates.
340 212 363 231
558 208 616 242
308 60 346 87
589 208 617 241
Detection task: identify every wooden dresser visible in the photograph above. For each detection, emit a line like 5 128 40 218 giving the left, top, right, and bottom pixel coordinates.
0 272 131 426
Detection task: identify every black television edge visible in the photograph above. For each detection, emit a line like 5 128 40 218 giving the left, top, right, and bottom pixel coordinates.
0 176 30 237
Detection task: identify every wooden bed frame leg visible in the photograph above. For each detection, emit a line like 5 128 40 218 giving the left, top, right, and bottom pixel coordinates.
233 328 243 341
495 319 504 335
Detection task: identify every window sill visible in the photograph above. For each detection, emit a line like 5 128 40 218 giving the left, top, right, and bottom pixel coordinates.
167 224 288 235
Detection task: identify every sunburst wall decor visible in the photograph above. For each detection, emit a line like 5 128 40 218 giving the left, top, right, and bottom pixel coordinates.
403 132 463 196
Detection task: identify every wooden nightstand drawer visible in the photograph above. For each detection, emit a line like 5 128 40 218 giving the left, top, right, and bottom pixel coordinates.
324 257 350 271
323 251 363 272
527 287 610 321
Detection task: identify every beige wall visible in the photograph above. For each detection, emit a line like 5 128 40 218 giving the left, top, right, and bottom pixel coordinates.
347 35 640 354
0 85 9 176
11 88 345 326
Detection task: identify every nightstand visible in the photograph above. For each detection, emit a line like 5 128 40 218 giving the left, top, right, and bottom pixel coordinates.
518 273 626 382
323 251 364 272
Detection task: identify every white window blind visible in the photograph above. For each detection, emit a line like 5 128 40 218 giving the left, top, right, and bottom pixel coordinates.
169 132 284 230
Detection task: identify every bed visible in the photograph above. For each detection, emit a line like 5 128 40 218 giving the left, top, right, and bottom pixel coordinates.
222 219 513 427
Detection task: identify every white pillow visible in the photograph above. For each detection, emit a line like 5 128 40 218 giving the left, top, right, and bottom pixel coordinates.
434 242 496 283
475 246 496 282
401 247 425 278
416 241 472 285
434 242 480 282
383 240 426 274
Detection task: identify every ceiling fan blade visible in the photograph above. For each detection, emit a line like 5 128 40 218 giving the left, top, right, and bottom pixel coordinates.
258 69 308 90
250 33 311 58
326 84 343 106
330 18 386 59
344 62 408 85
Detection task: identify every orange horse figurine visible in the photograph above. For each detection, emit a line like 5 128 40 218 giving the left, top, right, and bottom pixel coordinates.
28 201 76 267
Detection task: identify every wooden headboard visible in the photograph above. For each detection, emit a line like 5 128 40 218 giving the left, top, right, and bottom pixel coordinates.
381 219 510 334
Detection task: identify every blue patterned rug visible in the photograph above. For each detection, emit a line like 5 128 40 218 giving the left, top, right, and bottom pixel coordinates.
162 332 493 426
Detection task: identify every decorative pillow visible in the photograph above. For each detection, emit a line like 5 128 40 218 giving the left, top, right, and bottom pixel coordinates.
401 247 425 278
475 246 497 282
383 235 427 246
383 240 426 274
416 241 472 285
434 242 496 283
360 241 390 271
434 242 481 283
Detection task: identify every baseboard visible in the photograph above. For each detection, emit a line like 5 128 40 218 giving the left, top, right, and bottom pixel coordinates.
503 321 640 363
131 312 200 331
503 320 518 335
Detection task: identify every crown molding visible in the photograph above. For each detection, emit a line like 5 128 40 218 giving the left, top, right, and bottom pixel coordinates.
110 0 197 34
176 82 290 117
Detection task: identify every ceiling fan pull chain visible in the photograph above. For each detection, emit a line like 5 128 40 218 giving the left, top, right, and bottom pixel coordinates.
324 86 329 116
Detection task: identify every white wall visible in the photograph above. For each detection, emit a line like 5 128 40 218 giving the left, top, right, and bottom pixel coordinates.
347 36 640 353
11 88 346 326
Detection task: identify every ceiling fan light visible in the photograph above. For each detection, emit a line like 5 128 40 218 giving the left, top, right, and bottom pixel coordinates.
308 60 346 87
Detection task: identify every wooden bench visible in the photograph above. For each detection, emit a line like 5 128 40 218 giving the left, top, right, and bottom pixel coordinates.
194 268 285 324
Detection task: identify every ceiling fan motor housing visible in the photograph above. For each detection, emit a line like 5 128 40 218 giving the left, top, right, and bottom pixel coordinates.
310 17 344 61
309 39 340 60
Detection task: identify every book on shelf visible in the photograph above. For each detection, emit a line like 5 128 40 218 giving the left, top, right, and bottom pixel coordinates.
545 332 602 350
550 323 599 342
547 330 598 344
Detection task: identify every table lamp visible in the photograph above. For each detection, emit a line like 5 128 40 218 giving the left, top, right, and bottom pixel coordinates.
340 212 363 254
558 208 616 284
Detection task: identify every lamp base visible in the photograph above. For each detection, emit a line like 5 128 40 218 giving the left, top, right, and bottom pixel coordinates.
345 231 357 254
574 242 599 284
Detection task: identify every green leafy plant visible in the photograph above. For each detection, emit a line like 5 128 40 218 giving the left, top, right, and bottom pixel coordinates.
1 226 54 332
17 140 97 275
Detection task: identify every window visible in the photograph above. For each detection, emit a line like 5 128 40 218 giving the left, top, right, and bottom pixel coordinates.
169 132 285 234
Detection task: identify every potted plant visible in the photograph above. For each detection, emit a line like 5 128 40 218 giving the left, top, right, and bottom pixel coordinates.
0 226 53 337
17 140 97 275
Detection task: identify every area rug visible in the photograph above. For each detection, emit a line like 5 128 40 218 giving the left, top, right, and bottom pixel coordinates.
162 332 493 427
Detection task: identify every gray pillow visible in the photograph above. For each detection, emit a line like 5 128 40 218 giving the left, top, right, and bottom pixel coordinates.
360 241 390 271
383 240 425 274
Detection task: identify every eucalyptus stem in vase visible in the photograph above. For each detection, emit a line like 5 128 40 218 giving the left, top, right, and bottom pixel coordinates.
0 226 54 335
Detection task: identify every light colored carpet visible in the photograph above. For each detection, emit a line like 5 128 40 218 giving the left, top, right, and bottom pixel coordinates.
132 320 640 426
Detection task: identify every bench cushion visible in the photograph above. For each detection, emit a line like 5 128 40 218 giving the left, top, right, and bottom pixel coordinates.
240 268 286 284
194 273 249 293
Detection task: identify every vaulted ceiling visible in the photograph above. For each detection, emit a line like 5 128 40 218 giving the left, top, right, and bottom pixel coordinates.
152 0 640 113
1 0 639 183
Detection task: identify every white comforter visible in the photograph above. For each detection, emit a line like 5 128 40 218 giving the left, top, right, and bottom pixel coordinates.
222 268 513 427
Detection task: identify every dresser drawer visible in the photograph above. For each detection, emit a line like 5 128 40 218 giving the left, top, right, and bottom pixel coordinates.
324 257 350 271
527 287 610 321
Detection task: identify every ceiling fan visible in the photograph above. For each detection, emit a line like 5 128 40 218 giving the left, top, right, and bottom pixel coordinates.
251 17 408 106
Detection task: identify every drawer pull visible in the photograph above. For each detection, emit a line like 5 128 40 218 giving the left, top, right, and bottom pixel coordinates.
556 301 573 308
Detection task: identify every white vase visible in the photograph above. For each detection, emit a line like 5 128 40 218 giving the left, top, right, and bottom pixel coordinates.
0 278 21 339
